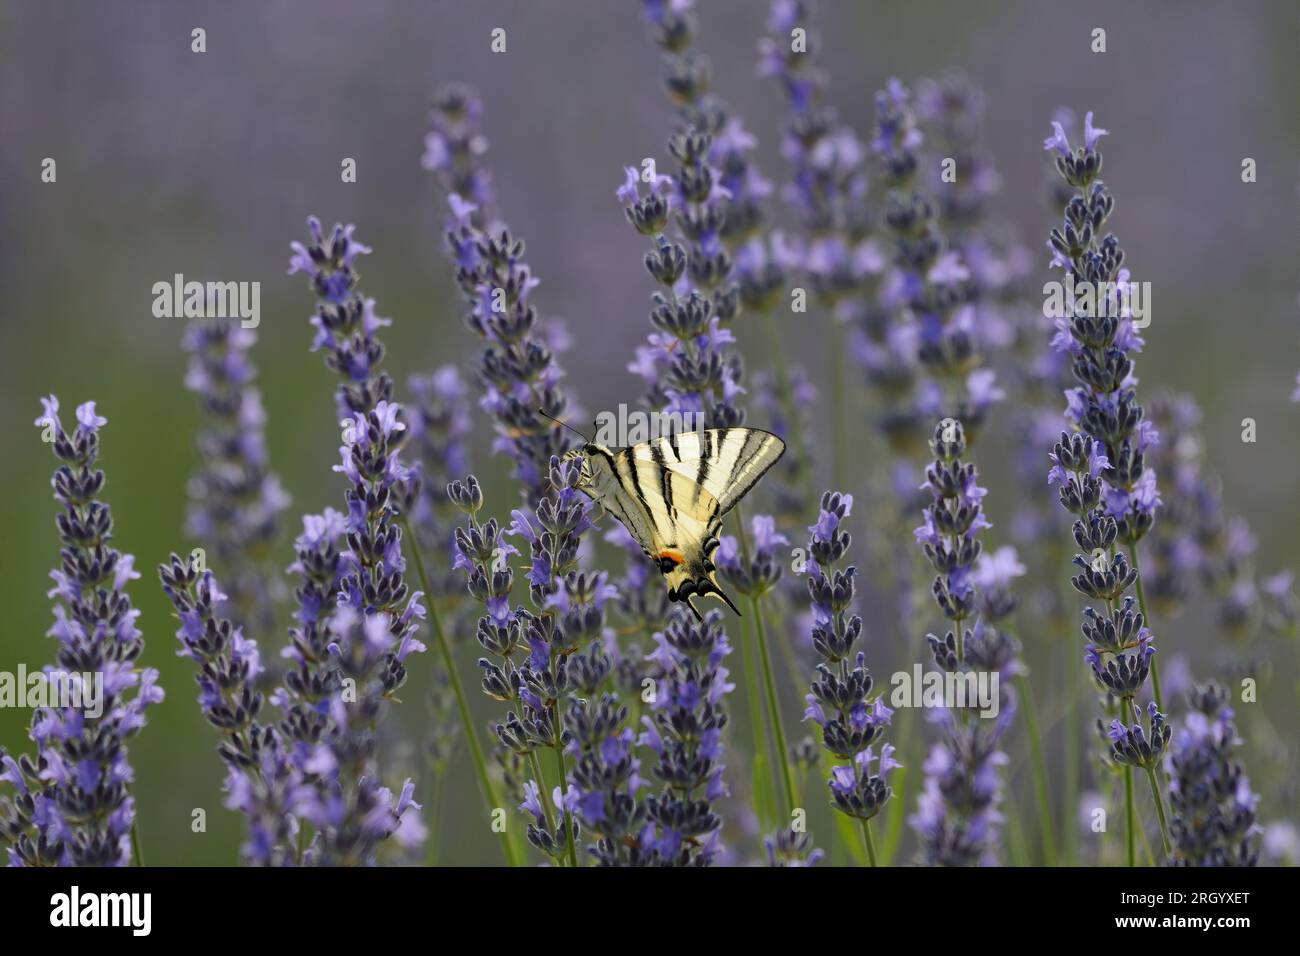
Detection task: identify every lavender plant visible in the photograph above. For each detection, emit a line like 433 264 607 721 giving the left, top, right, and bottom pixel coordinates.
1042 113 1172 864
285 218 429 864
405 366 473 602
563 692 649 866
802 491 896 864
619 126 745 428
448 460 611 866
181 320 290 636
909 416 1027 866
0 398 164 867
638 608 735 865
760 0 885 480
425 85 574 503
1167 682 1261 866
764 827 824 866
1145 391 1267 645
157 558 296 864
628 0 811 842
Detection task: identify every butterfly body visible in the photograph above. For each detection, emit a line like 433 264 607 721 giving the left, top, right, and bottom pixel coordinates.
571 427 785 620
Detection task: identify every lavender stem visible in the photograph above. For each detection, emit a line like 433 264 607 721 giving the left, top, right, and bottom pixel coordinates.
399 514 519 867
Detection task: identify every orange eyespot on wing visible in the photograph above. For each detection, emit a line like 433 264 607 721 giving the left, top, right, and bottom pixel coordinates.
656 550 685 565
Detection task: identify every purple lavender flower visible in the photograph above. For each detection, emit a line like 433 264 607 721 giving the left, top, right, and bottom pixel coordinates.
1144 391 1264 638
0 398 164 867
619 129 747 429
910 418 1025 866
273 506 426 865
288 218 425 655
1166 682 1261 866
1043 113 1173 865
290 608 425 865
763 827 824 867
425 86 577 503
422 84 494 215
638 608 735 865
287 217 385 419
156 558 296 864
287 218 427 863
624 0 793 431
564 696 649 865
181 320 290 636
715 513 788 598
405 365 473 601
760 0 906 499
916 73 1000 231
874 79 1003 445
915 419 991 634
803 492 896 835
449 458 612 865
1043 114 1165 711
1261 570 1298 637
910 726 1007 867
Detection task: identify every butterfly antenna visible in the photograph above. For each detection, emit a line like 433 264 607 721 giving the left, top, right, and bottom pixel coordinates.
537 407 590 443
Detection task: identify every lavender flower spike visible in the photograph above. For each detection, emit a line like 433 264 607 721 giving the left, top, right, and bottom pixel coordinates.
182 320 290 636
1167 682 1261 866
287 218 428 863
639 609 735 865
910 418 1026 866
157 557 297 864
426 86 577 503
0 398 163 867
803 491 896 855
449 458 617 866
1043 112 1171 863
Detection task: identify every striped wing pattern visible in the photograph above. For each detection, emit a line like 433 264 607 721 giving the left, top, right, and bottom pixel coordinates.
629 427 786 517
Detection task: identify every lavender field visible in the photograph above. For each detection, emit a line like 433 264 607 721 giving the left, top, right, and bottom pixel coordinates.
1 0 1297 871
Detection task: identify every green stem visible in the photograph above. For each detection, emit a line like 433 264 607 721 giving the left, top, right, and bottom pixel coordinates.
1015 673 1058 866
400 516 520 867
1063 573 1081 864
733 507 793 822
1123 764 1136 867
1002 780 1029 866
879 702 914 865
1144 766 1172 858
739 612 777 828
130 820 143 867
555 744 578 868
751 595 798 815
860 818 879 867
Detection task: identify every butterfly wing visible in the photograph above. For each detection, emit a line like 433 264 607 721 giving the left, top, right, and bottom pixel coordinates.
630 427 786 516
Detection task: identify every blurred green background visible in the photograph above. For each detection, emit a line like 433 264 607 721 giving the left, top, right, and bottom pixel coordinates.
2 0 1297 864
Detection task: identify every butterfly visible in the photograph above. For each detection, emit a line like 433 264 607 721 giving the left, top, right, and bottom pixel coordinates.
565 425 786 621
